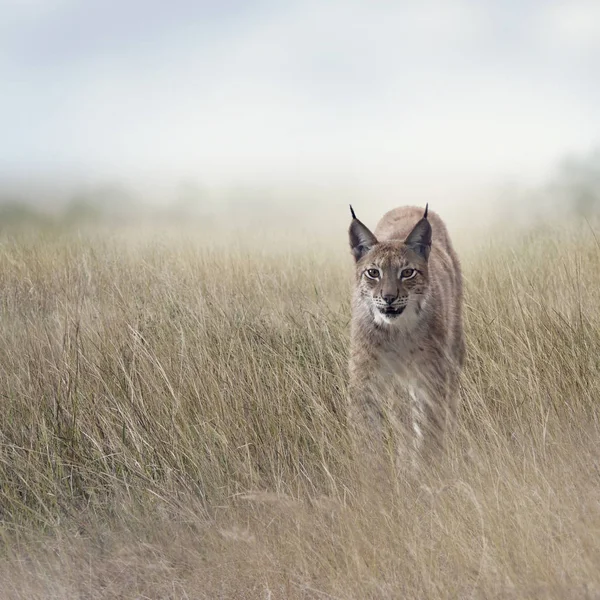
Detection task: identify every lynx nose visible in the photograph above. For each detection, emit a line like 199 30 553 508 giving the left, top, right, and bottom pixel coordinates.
382 293 397 306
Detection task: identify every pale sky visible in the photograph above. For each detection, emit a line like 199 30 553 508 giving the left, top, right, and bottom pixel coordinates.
1 0 599 201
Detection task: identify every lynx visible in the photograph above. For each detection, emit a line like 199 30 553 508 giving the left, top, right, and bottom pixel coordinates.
348 205 464 459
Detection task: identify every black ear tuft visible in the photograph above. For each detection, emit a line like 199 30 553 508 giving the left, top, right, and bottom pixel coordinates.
405 212 432 260
349 204 357 220
424 203 428 219
349 209 378 262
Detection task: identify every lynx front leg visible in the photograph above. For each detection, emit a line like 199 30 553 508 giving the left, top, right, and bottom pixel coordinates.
348 377 385 450
409 385 426 451
348 373 414 477
410 369 450 459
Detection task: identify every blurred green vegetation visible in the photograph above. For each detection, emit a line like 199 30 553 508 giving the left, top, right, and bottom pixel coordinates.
553 149 600 217
0 148 599 234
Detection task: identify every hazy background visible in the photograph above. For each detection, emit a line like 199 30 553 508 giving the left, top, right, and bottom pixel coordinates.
2 0 600 231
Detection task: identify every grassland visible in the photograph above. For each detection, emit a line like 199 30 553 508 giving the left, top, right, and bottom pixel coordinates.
0 220 599 599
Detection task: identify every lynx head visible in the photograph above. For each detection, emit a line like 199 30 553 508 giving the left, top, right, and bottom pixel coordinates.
349 205 431 327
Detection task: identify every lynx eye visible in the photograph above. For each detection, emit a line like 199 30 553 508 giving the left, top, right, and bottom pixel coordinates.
365 268 380 280
401 268 417 280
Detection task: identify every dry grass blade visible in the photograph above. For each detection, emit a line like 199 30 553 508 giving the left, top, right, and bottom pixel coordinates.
0 224 599 599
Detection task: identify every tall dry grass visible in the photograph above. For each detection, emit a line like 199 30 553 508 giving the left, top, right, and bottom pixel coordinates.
0 222 599 599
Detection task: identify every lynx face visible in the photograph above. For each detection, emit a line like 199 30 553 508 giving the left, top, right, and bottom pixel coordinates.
356 243 429 326
349 206 432 327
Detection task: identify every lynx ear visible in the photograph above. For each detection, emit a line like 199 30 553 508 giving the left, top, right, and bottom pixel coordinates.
349 205 378 262
405 205 432 260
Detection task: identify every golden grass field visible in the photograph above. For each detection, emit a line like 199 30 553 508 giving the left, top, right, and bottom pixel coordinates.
0 219 599 599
